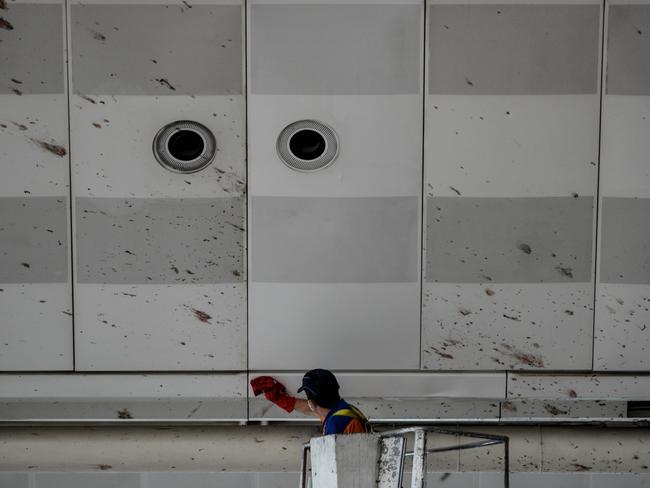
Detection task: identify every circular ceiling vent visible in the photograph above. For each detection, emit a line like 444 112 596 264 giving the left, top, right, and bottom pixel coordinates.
153 121 217 173
276 120 339 172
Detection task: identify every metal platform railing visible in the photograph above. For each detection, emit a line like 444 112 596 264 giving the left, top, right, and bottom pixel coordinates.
299 426 510 488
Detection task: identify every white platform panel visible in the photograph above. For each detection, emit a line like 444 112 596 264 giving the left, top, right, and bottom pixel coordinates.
70 95 245 199
422 283 594 370
0 284 72 371
248 95 422 198
249 283 420 370
75 284 246 371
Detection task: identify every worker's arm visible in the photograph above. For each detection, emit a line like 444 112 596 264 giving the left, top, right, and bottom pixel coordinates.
250 376 319 418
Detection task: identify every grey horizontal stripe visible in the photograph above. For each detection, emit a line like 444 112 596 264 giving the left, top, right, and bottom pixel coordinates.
607 5 650 95
0 4 64 95
426 197 594 283
429 4 600 95
0 197 68 283
600 197 650 284
76 197 244 284
250 4 421 95
251 196 419 283
71 5 243 96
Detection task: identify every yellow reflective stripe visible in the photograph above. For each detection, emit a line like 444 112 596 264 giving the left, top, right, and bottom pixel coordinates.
331 409 357 418
332 406 369 422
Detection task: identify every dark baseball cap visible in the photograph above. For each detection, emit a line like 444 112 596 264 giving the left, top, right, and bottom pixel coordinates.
297 369 340 404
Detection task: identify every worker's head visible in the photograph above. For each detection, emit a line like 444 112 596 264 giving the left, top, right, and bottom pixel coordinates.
297 369 340 409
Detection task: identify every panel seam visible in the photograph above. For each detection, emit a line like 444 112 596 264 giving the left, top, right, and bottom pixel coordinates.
63 0 75 372
419 0 427 371
591 0 607 372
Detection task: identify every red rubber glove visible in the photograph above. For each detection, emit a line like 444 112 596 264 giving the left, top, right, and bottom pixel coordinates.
250 376 276 396
250 376 296 413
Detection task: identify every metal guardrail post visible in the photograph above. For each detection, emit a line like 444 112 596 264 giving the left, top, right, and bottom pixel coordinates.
410 428 427 488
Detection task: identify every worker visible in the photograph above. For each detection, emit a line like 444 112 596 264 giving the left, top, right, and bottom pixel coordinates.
250 369 371 435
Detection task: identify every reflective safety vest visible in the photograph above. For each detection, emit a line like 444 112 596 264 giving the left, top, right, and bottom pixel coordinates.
323 400 372 435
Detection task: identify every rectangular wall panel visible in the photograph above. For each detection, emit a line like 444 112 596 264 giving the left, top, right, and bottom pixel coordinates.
248 0 424 370
0 0 72 370
595 1 650 371
0 374 247 421
248 372 505 421
69 0 246 371
422 0 602 370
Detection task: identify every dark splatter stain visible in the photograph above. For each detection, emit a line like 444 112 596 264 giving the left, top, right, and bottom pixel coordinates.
11 88 22 96
439 473 451 481
20 262 30 268
156 78 176 91
232 270 241 277
0 0 7 10
30 138 67 157
501 401 517 412
92 122 102 128
124 250 135 255
171 265 179 274
465 77 474 86
498 343 544 368
503 313 520 322
191 308 212 324
567 389 577 398
555 266 574 279
117 408 133 419
572 192 579 198
485 288 495 296
571 464 592 472
0 17 14 30
80 95 97 104
544 404 567 416
0 123 6 128
92 30 106 41
62 310 72 316
11 121 27 131
431 347 454 359
517 243 532 254
10 78 22 84
449 186 461 196
182 0 192 7
564 309 574 315
97 464 112 470
458 307 471 316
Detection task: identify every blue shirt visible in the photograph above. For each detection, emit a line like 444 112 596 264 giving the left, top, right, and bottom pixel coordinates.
322 399 370 435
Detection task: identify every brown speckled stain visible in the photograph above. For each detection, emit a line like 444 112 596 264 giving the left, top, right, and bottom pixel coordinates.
191 308 211 324
0 17 14 30
117 408 133 419
30 138 67 157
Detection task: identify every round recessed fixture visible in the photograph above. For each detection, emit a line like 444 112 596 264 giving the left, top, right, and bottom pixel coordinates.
153 120 216 173
276 120 339 172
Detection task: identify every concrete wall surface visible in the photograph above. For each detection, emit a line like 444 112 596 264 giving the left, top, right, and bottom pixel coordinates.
0 426 649 473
